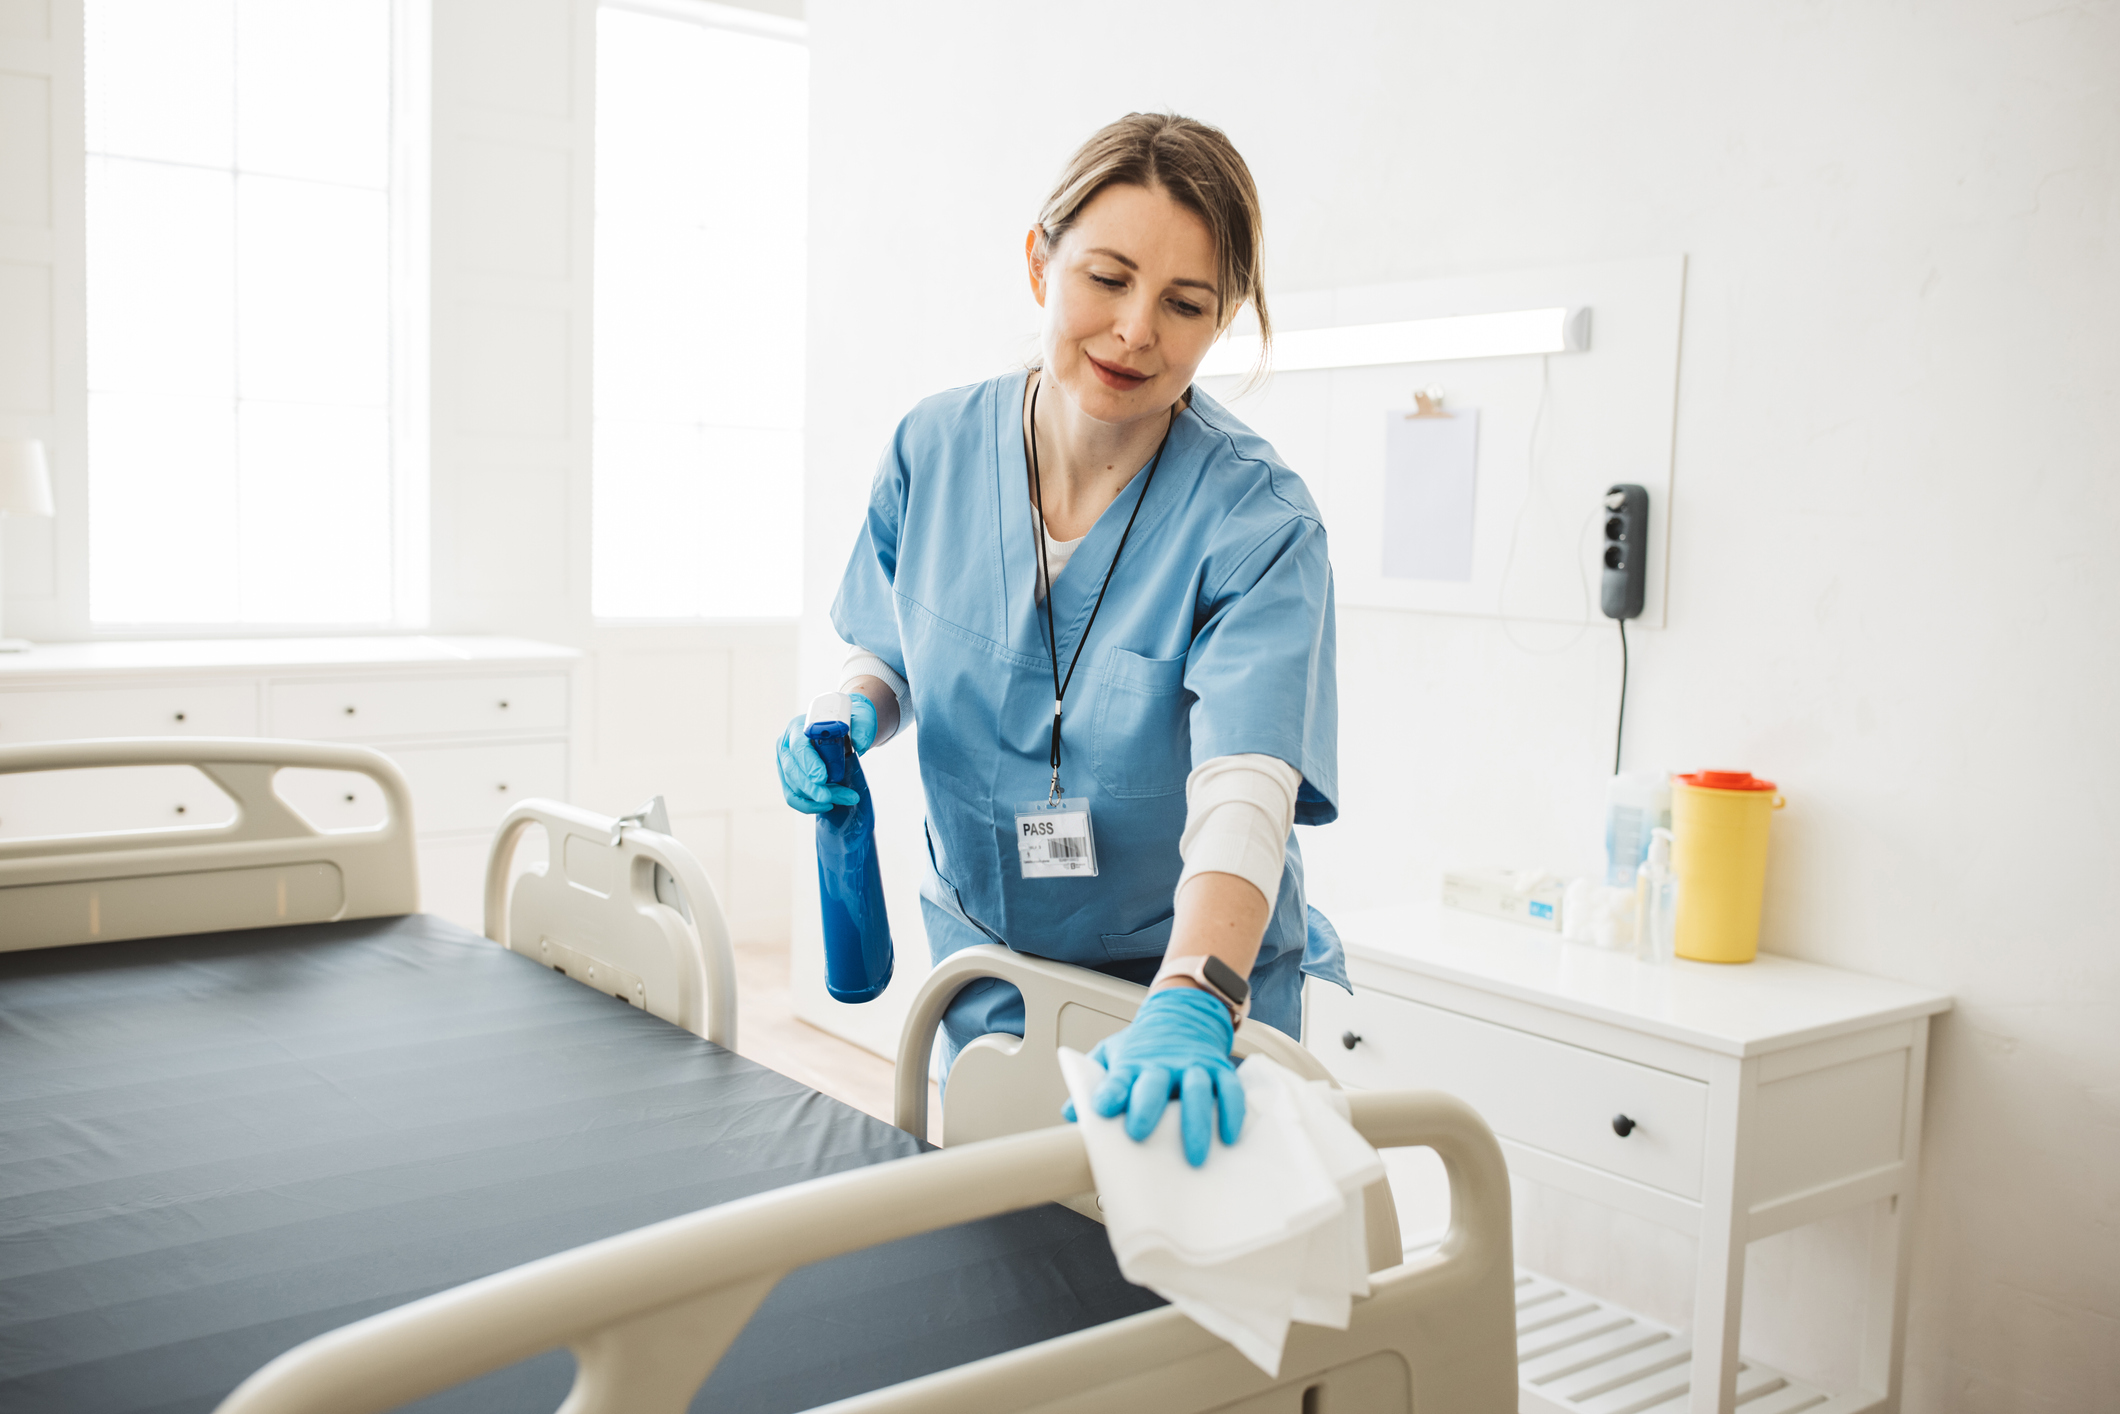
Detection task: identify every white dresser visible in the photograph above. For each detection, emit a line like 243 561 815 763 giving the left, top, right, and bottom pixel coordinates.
1307 905 1950 1414
0 637 580 929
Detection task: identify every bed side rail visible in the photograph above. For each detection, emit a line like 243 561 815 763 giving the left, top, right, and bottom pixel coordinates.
891 942 1402 1269
210 1091 1516 1414
483 798 737 1049
0 738 418 952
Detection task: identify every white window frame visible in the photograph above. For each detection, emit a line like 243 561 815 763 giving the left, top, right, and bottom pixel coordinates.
70 0 432 638
589 0 808 627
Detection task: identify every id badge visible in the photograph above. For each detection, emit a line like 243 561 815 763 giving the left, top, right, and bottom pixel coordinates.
1015 797 1097 879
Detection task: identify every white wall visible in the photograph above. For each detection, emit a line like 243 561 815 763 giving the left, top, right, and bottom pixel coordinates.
430 0 590 646
423 0 803 938
801 2 2120 1409
0 0 80 636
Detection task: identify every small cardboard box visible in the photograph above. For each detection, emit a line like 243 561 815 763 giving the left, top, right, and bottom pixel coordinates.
1442 866 1564 932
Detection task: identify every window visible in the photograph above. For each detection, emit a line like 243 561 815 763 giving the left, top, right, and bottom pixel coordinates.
84 0 422 626
592 4 806 620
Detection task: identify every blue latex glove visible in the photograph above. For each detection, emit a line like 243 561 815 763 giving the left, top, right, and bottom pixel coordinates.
1063 985 1245 1167
776 692 877 814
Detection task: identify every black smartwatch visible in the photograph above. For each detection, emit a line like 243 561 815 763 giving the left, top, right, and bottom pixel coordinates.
1154 954 1251 1024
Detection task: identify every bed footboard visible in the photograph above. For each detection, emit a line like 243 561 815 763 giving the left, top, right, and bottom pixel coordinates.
211 1092 1516 1414
0 738 419 951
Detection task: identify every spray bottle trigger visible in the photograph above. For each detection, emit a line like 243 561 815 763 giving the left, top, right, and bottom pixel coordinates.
805 719 851 787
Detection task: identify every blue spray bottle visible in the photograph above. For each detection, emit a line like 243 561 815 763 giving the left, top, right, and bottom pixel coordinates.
805 693 894 1002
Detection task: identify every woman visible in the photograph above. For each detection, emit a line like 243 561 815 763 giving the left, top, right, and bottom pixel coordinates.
778 113 1343 1166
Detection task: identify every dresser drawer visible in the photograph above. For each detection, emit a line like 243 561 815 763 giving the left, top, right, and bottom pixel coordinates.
1309 985 1708 1199
0 682 258 744
268 674 569 740
272 766 391 832
391 743 567 834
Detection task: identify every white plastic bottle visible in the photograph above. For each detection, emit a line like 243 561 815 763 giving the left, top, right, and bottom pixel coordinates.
1635 826 1677 963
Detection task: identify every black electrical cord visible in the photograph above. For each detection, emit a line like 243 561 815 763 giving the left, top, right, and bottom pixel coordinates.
1614 616 1629 775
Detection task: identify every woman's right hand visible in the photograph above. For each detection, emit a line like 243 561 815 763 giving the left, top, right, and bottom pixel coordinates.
775 693 877 814
1062 985 1245 1167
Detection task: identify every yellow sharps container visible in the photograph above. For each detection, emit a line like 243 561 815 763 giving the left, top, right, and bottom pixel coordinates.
1671 770 1786 963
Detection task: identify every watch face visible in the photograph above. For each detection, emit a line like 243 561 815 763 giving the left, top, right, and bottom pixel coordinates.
1202 953 1250 1005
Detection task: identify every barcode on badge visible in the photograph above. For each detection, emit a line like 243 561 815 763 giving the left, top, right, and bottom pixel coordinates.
1048 835 1086 861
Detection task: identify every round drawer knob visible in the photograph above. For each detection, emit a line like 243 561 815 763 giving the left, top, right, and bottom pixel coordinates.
498 700 510 709
343 706 356 716
173 711 186 722
1340 1030 1362 1050
343 793 356 803
174 804 187 815
1611 1114 1637 1138
497 783 509 792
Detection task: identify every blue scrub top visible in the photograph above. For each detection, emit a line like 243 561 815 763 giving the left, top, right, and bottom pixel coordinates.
831 370 1346 1048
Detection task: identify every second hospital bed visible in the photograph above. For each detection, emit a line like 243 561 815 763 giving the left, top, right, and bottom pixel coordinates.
0 737 1517 1414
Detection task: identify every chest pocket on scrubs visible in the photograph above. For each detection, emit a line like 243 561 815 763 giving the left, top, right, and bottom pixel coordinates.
1089 647 1191 798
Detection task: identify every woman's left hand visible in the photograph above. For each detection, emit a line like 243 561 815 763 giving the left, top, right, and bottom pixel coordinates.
1063 985 1245 1167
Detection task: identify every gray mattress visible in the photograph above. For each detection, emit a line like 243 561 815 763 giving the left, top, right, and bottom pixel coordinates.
0 914 1160 1414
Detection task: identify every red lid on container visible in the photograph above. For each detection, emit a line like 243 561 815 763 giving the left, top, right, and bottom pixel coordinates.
1678 770 1777 792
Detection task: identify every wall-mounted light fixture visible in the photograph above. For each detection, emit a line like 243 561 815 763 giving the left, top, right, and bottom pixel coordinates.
1197 305 1591 379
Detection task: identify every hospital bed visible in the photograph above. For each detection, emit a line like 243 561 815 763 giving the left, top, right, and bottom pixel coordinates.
0 737 1518 1414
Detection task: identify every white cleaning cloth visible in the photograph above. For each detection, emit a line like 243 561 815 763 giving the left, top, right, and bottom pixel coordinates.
1058 1048 1385 1376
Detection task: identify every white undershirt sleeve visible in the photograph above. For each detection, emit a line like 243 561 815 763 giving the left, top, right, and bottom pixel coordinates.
1178 753 1302 907
840 648 913 730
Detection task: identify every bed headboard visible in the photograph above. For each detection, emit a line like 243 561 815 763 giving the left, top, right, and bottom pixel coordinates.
0 738 420 953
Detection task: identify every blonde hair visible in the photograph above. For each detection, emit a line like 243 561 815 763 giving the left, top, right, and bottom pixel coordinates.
1036 112 1270 374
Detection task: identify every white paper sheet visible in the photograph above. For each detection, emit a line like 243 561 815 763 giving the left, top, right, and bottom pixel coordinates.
1057 1049 1384 1376
1380 409 1479 582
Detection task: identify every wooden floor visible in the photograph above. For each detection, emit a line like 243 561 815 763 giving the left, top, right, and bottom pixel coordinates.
732 937 937 1143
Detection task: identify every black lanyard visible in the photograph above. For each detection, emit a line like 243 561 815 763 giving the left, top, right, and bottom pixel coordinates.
1027 375 1178 800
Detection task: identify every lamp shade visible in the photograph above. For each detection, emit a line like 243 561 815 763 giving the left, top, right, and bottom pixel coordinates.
0 439 54 517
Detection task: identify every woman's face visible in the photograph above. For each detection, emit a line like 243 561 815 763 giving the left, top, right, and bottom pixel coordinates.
1028 182 1226 428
